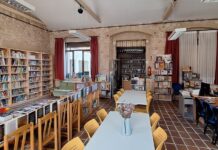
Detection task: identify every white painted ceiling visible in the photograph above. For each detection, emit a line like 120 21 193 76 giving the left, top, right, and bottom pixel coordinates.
25 0 218 31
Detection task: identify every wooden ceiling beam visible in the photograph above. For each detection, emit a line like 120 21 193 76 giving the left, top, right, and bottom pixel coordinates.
75 0 101 23
162 0 177 21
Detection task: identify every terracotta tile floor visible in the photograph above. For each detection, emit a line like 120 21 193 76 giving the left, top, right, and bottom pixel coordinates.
74 99 218 150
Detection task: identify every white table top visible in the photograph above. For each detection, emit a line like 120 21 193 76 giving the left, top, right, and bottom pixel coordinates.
118 90 147 105
85 111 155 150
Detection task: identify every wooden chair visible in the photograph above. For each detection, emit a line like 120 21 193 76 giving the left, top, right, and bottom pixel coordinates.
153 127 168 150
96 108 108 124
150 112 160 132
69 99 81 139
38 112 58 150
113 94 119 111
4 123 34 150
57 99 70 149
120 88 125 94
94 90 100 106
134 96 153 114
61 137 84 150
84 119 99 139
117 91 122 97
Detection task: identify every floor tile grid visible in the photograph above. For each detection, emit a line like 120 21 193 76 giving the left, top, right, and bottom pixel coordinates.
152 101 218 150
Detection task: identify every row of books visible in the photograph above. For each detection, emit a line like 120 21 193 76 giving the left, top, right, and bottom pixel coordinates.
11 74 26 81
11 51 26 58
29 60 41 66
155 76 172 81
11 67 26 73
0 58 7 66
0 75 9 82
0 91 9 99
11 82 26 89
154 82 171 88
0 49 7 58
12 88 25 96
12 95 26 104
42 61 50 65
29 66 40 71
29 77 40 83
0 67 8 74
29 72 41 77
12 59 26 66
0 84 8 91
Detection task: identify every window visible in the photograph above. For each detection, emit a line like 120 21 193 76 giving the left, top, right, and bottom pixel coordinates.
65 47 91 78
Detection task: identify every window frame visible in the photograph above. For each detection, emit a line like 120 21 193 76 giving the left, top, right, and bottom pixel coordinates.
65 48 91 77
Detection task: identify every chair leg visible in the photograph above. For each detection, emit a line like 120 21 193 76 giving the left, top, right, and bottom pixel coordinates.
204 124 208 134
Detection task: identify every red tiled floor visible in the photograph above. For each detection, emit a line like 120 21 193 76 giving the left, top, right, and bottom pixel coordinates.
73 98 218 150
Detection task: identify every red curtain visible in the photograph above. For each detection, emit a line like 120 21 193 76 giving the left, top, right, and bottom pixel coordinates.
215 31 218 84
55 38 64 80
165 32 180 83
90 36 99 81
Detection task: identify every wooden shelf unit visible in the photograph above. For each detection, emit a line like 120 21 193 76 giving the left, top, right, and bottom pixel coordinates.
42 53 53 96
0 48 10 106
153 55 172 101
0 48 53 107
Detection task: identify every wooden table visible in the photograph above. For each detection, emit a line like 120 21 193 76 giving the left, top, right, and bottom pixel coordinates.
118 90 147 105
85 111 154 150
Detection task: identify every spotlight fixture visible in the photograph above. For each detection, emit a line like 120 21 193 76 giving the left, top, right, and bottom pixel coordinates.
78 5 83 14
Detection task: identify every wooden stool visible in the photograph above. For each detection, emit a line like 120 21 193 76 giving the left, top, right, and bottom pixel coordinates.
4 123 34 150
38 112 58 150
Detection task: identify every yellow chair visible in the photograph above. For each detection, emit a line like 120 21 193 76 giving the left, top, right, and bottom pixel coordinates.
4 123 34 150
117 91 122 97
61 137 84 150
146 96 153 113
96 108 108 124
113 94 119 110
135 96 152 113
153 127 168 150
84 119 99 139
120 88 125 94
150 112 160 132
38 112 58 150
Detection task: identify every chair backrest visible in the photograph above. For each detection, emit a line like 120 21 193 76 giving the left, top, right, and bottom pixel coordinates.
61 137 84 150
146 96 153 113
117 91 122 97
120 88 125 94
58 99 70 148
96 109 108 124
4 123 34 150
38 112 58 150
204 101 216 122
150 112 160 132
69 99 81 134
113 94 119 110
153 127 167 150
84 119 99 139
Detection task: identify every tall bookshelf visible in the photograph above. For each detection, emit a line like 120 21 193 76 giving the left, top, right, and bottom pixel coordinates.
154 54 172 101
42 53 53 95
0 48 53 107
10 49 28 104
28 52 42 99
0 48 10 106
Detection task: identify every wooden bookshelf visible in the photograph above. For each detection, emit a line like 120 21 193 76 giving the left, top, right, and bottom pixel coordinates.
0 48 10 106
10 49 28 104
0 48 53 107
42 53 53 96
154 54 172 101
28 51 42 99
